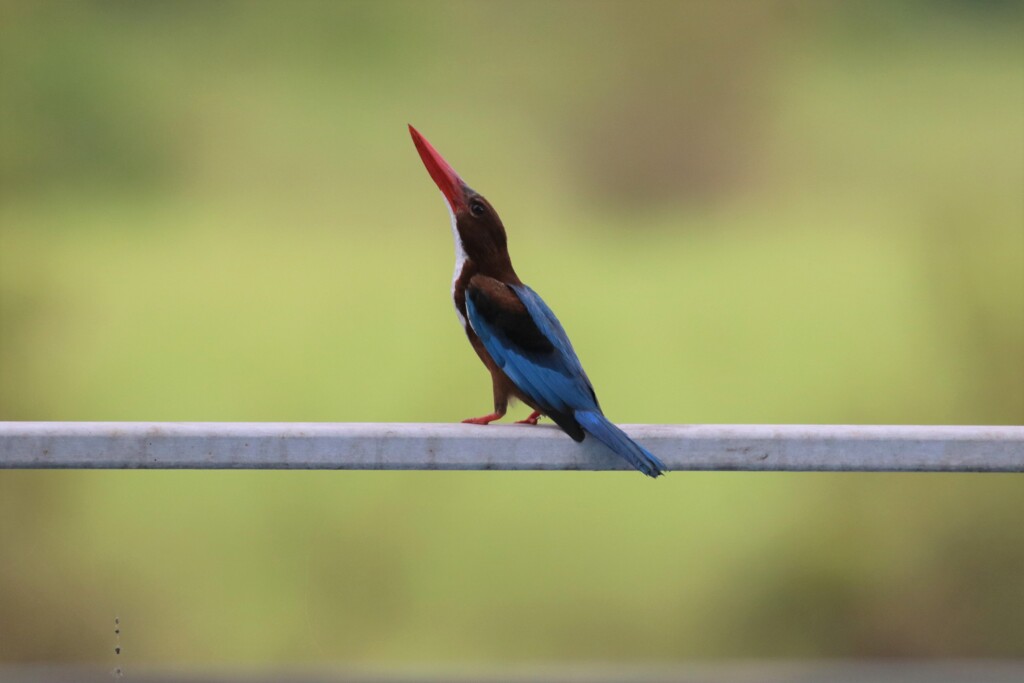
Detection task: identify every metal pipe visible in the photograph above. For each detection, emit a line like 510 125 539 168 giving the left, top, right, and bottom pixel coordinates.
1 422 1021 471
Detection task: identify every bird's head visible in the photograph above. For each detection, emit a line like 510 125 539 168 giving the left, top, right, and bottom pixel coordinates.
409 125 514 277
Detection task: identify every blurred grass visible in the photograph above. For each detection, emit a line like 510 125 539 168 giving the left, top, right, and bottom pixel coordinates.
1 0 1023 668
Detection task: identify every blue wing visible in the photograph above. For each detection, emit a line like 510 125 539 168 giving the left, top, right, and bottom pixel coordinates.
465 277 665 477
465 280 597 434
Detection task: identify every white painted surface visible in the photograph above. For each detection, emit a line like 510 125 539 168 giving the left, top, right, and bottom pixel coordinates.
1 422 1021 471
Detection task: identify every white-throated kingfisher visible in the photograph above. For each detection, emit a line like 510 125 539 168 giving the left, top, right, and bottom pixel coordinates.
409 125 665 478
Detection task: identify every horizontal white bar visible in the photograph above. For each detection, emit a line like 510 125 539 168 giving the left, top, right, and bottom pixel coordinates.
1 422 1021 471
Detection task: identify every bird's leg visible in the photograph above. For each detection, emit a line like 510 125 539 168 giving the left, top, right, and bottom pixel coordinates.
515 410 542 425
463 378 509 425
462 411 505 425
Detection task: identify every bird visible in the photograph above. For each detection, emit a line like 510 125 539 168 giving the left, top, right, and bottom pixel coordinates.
409 125 666 478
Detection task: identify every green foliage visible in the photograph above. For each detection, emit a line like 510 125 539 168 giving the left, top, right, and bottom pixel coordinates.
1 0 1022 667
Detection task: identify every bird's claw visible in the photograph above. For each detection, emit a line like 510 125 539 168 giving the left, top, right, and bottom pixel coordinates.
462 412 504 425
515 411 542 425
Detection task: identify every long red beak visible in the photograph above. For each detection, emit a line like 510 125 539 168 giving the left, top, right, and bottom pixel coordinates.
409 124 467 212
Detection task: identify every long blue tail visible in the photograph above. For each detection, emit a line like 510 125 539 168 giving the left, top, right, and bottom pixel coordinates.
574 410 666 478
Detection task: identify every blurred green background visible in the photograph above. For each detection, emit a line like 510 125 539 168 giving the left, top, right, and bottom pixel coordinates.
1 0 1023 671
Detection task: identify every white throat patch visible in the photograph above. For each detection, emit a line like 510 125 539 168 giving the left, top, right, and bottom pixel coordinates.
446 198 468 327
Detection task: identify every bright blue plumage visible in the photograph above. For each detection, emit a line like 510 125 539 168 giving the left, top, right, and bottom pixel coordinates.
466 284 665 477
574 410 665 478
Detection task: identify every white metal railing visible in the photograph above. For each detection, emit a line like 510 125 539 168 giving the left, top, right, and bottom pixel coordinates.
1 422 1021 471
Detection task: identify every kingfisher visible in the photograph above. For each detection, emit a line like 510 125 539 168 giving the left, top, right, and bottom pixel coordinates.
409 125 666 478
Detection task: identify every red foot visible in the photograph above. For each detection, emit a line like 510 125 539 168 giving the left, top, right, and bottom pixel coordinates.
515 410 542 425
462 412 504 425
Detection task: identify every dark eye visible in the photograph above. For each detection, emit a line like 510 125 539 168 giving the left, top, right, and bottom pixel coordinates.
470 201 486 217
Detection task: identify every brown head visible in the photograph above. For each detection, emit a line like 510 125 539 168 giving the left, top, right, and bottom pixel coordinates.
409 125 518 282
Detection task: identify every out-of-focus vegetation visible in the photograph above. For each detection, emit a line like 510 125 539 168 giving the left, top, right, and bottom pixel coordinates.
1 0 1022 669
